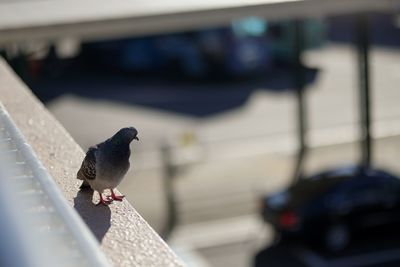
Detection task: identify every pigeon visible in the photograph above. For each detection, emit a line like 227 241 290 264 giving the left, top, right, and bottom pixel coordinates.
77 127 139 205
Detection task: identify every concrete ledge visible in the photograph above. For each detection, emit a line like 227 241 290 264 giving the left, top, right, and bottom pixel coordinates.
0 56 185 267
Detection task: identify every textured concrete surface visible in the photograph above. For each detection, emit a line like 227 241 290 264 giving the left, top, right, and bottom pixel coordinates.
0 57 185 267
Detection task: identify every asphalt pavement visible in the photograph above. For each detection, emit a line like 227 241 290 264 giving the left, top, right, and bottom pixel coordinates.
43 44 400 267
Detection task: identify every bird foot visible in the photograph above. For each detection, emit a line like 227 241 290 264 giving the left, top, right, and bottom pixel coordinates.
111 194 125 201
96 198 113 206
110 189 125 201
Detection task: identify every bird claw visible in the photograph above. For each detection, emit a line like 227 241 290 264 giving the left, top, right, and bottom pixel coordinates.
96 197 113 206
112 194 125 201
95 192 124 205
110 189 125 201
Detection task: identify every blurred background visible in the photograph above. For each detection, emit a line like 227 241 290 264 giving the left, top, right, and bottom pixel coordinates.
3 8 400 267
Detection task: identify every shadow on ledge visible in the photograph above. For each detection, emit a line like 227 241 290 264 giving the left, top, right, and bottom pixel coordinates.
73 189 111 242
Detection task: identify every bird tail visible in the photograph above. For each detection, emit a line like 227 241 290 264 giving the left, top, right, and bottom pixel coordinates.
79 180 92 190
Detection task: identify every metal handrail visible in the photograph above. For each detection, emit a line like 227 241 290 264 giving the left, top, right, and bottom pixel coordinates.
0 103 110 267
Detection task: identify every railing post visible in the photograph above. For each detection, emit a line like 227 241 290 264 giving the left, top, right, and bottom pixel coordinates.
355 14 372 167
292 19 308 183
161 143 179 239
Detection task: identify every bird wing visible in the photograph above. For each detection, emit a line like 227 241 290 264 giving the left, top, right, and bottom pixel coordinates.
77 146 97 180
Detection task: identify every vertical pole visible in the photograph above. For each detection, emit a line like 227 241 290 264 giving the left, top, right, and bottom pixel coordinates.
160 144 178 239
356 14 372 167
292 19 308 183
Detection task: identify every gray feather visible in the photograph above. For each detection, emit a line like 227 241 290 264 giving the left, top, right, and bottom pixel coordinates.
76 127 139 192
77 146 97 180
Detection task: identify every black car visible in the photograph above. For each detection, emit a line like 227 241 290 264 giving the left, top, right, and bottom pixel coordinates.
261 166 400 251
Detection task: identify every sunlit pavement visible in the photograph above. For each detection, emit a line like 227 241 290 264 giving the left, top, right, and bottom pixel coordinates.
47 44 400 266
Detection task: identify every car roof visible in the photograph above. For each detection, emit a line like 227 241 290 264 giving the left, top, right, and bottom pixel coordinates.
285 166 399 209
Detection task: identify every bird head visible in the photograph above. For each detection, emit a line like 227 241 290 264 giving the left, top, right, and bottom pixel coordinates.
112 127 139 145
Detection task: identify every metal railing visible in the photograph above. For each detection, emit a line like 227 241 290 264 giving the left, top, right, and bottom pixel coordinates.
0 103 110 267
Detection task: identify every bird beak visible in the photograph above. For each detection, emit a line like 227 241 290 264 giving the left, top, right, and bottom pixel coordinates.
134 136 139 141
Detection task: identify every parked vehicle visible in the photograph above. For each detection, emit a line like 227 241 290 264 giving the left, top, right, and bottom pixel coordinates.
80 18 325 78
260 166 400 251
